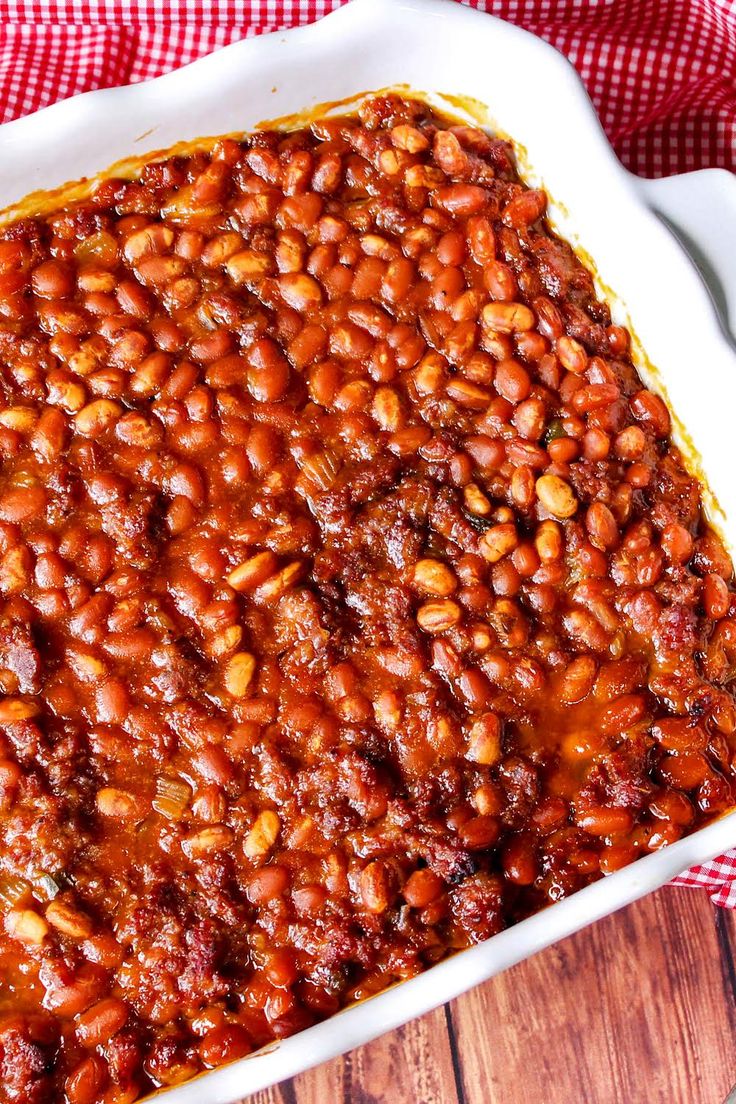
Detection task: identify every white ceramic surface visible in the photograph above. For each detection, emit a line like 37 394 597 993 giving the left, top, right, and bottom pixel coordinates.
2 1 736 1100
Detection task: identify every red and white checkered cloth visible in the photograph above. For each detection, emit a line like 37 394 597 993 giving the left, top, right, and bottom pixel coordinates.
674 856 736 908
0 0 735 177
0 0 735 901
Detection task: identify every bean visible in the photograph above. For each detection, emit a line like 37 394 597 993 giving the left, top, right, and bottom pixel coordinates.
560 655 597 704
74 399 121 437
46 900 94 940
599 694 646 735
482 301 535 334
659 752 709 789
246 339 290 402
391 124 430 153
403 868 443 907
64 1056 108 1104
661 522 693 565
703 573 730 619
630 389 670 437
246 865 289 904
412 558 457 596
466 712 502 765
535 474 578 518
123 223 173 262
556 335 588 374
502 837 537 885
502 189 546 227
586 502 619 549
360 860 392 913
416 599 462 633
460 815 500 849
279 272 323 311
244 810 280 858
577 806 634 836
76 998 128 1047
223 652 257 697
651 717 707 752
434 184 489 216
479 523 518 563
183 826 234 857
199 1024 252 1068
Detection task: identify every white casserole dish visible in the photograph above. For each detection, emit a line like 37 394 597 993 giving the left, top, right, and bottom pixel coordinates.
2 0 736 1098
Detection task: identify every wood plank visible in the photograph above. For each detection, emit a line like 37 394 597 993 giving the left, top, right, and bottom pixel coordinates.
449 888 736 1104
715 905 736 1103
247 1004 460 1104
716 905 736 1013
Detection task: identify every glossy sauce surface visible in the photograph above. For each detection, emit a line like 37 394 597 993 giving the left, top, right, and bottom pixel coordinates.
0 95 734 1103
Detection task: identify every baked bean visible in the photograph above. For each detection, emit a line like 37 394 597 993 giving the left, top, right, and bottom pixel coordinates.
466 712 502 765
412 558 457 596
535 474 578 518
416 599 462 633
64 1055 108 1104
696 530 733 578
460 815 500 850
199 1024 252 1068
556 335 587 374
484 259 517 301
482 301 535 334
76 998 128 1047
514 398 546 441
559 655 597 704
0 93 730 1104
391 124 430 153
630 389 671 437
494 358 530 402
661 522 694 564
403 868 443 907
246 338 290 401
502 837 537 885
577 807 634 836
434 184 489 216
479 523 518 563
659 753 710 790
649 790 695 826
246 865 289 904
586 502 619 549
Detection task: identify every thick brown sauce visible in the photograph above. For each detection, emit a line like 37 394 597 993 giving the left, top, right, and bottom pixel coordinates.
0 93 733 1103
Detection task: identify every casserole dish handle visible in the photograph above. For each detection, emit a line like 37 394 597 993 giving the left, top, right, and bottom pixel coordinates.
635 169 736 337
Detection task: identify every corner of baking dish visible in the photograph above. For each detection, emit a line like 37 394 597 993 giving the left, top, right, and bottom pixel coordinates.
1 0 732 531
2 2 736 1101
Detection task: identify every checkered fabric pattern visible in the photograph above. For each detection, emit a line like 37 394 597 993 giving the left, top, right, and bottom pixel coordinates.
0 0 735 900
672 854 736 908
0 0 735 177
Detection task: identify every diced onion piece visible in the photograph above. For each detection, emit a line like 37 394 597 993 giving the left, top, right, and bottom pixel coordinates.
153 776 192 821
0 873 31 907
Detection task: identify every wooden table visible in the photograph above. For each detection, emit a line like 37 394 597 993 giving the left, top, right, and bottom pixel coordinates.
247 888 736 1104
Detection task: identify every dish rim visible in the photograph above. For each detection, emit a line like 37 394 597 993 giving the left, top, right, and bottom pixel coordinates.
0 2 735 1101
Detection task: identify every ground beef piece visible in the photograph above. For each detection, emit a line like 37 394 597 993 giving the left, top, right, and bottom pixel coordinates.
0 619 40 694
567 459 625 505
498 755 540 827
562 300 610 353
0 1017 55 1104
529 235 595 306
650 454 701 528
450 873 505 943
579 739 653 814
656 603 700 656
105 1030 142 1088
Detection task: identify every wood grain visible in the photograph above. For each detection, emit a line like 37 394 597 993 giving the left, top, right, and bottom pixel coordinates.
246 888 736 1104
